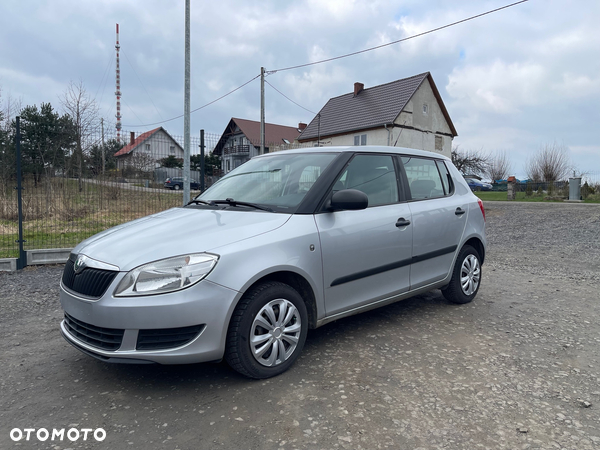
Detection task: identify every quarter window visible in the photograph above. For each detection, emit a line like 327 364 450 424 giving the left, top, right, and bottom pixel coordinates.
436 160 454 195
402 157 446 200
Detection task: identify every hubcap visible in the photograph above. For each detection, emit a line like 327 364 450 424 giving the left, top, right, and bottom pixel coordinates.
460 254 480 296
250 299 301 367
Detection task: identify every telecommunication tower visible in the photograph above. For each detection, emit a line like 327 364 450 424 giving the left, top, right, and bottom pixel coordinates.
115 24 122 142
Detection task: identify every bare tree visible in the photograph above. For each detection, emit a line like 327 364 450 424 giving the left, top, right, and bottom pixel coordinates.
486 150 512 182
451 146 490 176
60 80 99 190
128 152 156 175
526 142 572 182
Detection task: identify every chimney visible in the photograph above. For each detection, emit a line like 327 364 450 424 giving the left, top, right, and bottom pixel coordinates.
130 131 135 145
354 82 364 96
298 122 307 131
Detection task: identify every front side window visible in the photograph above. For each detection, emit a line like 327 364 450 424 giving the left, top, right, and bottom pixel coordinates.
198 153 337 210
402 157 445 200
334 154 398 207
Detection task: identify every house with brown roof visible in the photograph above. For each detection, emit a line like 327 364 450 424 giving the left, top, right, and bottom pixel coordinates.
213 118 304 174
297 72 457 158
115 127 183 171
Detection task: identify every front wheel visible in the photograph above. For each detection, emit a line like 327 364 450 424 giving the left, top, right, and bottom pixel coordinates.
225 282 308 379
173 184 181 190
443 245 482 304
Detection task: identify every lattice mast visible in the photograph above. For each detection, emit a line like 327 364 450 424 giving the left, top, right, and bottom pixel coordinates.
115 24 122 142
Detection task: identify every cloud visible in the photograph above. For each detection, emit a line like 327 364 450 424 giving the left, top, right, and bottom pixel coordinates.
447 60 546 114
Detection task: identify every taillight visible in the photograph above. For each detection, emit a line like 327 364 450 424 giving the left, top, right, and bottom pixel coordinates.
477 198 486 221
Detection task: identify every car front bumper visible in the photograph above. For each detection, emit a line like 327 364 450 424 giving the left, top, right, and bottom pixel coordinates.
59 277 240 364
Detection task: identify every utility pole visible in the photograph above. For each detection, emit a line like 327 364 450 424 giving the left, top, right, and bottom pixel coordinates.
183 0 191 205
101 118 105 175
200 130 205 192
260 67 265 155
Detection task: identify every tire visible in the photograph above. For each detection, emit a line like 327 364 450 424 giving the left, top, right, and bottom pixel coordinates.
225 281 308 379
442 245 482 304
173 184 181 190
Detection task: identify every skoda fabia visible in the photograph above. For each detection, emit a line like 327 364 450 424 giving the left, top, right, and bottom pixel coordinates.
60 146 486 378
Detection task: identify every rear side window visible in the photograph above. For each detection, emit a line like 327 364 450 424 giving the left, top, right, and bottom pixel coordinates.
335 154 399 207
401 157 446 200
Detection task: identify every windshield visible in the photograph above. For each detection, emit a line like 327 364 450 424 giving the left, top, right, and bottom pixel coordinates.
196 153 338 211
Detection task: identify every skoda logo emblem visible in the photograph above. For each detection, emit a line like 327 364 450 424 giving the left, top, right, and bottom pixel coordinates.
74 255 88 274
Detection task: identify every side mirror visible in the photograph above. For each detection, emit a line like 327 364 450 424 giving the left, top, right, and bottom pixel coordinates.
330 189 368 211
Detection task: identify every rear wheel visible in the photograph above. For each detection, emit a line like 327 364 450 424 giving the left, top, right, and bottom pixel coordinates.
443 245 481 304
226 282 308 379
173 184 181 190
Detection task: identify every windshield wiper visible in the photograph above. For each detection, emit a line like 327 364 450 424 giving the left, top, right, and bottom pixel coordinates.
186 199 214 206
208 198 274 212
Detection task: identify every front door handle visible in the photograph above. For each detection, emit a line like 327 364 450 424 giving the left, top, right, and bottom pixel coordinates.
455 208 466 216
396 218 411 227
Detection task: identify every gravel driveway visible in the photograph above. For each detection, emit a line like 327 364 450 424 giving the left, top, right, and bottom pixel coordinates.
1 201 599 449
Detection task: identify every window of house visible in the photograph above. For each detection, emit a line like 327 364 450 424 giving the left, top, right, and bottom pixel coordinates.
170 146 175 155
435 135 443 151
145 144 151 152
354 134 367 146
226 160 231 172
334 154 398 207
423 104 428 114
401 157 446 200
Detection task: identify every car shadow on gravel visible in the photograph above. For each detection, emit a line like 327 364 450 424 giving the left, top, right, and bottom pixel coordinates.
62 289 456 389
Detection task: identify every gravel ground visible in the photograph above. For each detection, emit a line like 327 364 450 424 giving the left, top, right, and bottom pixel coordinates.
0 201 599 450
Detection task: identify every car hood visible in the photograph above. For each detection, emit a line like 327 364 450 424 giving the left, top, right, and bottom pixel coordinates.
73 207 291 271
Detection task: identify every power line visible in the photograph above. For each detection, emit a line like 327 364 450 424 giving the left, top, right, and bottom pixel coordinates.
123 74 260 128
267 0 530 74
264 78 317 115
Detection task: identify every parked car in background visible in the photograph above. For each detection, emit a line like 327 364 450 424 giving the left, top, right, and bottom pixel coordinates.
60 146 486 379
164 177 200 190
464 177 492 191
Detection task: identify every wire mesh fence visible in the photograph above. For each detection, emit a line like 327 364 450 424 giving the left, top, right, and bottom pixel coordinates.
0 126 223 259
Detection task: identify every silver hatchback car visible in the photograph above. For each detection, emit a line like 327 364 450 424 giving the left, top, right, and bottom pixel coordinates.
60 146 486 378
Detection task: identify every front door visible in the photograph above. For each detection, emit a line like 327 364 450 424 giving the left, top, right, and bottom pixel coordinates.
315 154 413 316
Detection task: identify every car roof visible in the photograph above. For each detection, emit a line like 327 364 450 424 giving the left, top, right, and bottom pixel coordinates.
257 145 451 161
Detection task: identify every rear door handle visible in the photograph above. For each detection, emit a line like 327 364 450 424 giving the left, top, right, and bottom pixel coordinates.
396 218 411 227
455 208 466 216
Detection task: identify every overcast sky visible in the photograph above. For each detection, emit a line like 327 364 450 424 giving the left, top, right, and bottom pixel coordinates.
1 0 598 178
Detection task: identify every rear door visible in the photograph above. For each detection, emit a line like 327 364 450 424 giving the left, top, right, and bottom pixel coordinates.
315 153 413 316
401 157 468 289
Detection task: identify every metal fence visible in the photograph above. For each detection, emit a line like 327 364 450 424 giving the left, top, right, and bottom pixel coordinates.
491 173 600 200
0 124 224 262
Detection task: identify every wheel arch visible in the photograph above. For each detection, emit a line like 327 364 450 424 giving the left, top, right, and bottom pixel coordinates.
463 237 485 264
239 271 318 329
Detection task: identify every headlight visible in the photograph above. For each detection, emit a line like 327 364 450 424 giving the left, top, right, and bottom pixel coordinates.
114 253 219 297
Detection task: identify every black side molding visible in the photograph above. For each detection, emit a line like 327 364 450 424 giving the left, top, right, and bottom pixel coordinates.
330 245 458 287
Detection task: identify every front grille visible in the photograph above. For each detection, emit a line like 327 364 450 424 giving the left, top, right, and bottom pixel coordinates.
136 325 205 350
64 313 125 351
62 254 118 299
